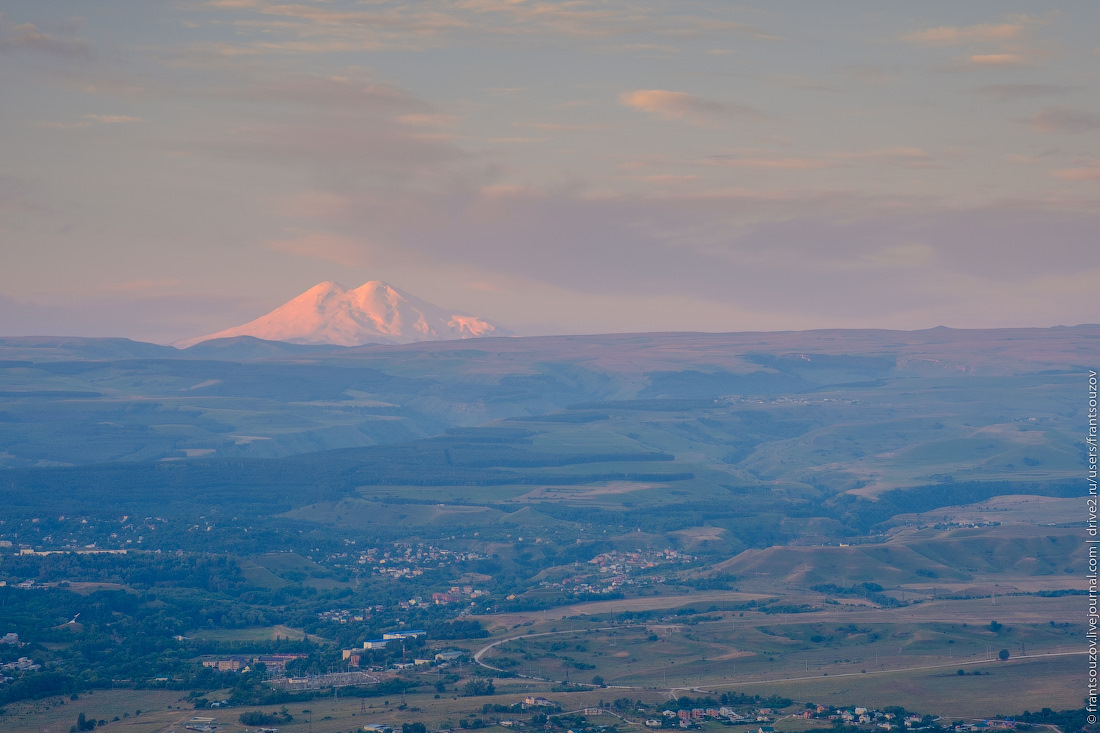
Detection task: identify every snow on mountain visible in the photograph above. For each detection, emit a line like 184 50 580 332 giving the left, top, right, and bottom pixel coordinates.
175 281 511 348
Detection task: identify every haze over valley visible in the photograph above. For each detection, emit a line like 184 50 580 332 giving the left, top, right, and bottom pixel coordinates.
0 322 1094 731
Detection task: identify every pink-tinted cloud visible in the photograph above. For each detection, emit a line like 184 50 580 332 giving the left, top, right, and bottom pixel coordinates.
836 147 939 169
182 73 471 186
701 154 836 170
840 64 901 86
0 14 90 57
967 52 1028 67
1027 108 1100 134
40 114 143 130
83 114 143 124
513 121 604 131
268 231 374 267
619 89 759 124
1052 163 1100 181
974 83 1071 100
97 279 184 294
902 21 1027 46
276 191 353 219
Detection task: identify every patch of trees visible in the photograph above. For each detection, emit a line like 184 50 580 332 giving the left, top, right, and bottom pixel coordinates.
424 619 488 639
239 708 293 726
462 678 496 696
1016 708 1090 733
811 582 903 608
663 693 792 710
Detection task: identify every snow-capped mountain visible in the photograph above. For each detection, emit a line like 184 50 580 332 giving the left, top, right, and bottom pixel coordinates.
176 281 511 347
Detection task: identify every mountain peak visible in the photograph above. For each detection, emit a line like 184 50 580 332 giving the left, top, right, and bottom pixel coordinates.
176 281 510 348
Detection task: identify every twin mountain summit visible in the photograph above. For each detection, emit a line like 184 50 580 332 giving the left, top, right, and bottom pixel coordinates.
176 280 511 348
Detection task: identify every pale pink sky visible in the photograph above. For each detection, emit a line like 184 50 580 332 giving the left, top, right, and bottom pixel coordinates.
1 2 1098 342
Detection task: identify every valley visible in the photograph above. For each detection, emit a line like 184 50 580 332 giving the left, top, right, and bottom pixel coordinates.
0 327 1094 732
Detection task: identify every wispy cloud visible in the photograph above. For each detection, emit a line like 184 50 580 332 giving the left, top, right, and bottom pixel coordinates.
836 147 939 169
488 137 547 144
967 52 1029 67
1027 108 1100 134
902 20 1027 46
619 89 760 125
268 231 374 267
513 121 603 132
276 191 353 219
701 154 835 171
691 147 936 172
637 174 700 185
190 0 779 60
973 83 1071 101
840 64 901 86
97 279 184 295
0 14 90 57
188 0 719 56
1052 163 1100 181
40 114 144 130
84 114 143 124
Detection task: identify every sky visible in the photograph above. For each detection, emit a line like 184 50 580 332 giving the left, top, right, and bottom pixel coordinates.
1 1 1098 343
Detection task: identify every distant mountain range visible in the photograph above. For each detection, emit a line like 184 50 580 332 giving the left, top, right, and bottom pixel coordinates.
175 280 510 348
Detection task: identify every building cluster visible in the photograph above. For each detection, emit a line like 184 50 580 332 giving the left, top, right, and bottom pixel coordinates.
431 585 490 604
791 706 1012 730
589 548 694 570
538 549 697 596
0 651 40 669
317 607 382 623
341 630 427 667
649 705 771 728
199 653 307 675
326 542 487 579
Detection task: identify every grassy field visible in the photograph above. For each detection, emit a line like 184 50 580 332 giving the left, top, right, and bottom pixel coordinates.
0 689 189 733
712 653 1084 719
189 624 328 644
1 652 1082 733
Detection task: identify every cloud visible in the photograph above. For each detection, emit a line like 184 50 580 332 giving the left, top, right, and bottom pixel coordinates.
681 147 935 172
83 114 143 124
619 89 760 125
638 174 700 185
180 73 472 186
276 191 353 219
1052 163 1100 181
189 0 738 56
267 231 374 267
966 53 1028 67
973 83 1072 100
96 279 183 294
0 14 90 57
1027 108 1100 134
701 154 836 171
840 64 900 86
513 121 604 132
225 75 435 115
835 147 939 169
860 243 936 268
902 21 1026 46
40 114 144 130
488 137 547 144
305 185 1100 331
